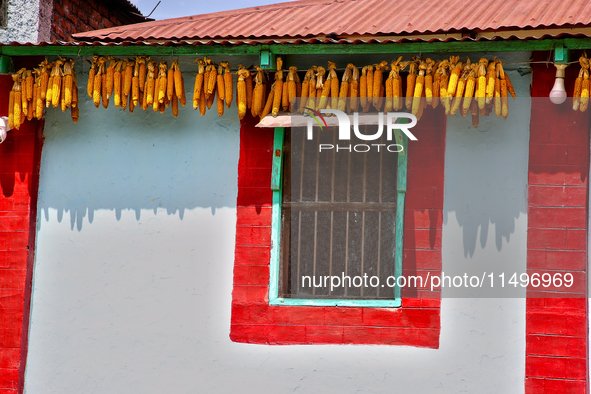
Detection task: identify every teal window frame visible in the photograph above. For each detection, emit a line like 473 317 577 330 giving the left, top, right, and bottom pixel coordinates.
268 126 408 308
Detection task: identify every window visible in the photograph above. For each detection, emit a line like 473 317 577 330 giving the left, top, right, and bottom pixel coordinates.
268 125 408 308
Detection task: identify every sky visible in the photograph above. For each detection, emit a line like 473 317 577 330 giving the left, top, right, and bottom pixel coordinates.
129 0 295 20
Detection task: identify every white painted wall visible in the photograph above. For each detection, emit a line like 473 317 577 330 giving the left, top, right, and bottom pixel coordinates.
0 0 42 43
25 54 530 393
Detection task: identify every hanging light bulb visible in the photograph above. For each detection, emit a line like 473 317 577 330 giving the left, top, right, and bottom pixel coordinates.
549 64 568 104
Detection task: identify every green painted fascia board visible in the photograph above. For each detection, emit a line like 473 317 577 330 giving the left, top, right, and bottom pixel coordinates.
3 37 591 57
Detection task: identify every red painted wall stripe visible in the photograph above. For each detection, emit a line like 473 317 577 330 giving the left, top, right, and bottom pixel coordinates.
0 72 43 394
527 54 589 394
230 107 445 347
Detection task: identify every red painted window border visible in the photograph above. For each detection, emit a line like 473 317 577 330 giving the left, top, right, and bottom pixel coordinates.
525 55 589 393
230 110 446 347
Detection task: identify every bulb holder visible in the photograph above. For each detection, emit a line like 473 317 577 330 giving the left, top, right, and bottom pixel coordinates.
549 64 568 104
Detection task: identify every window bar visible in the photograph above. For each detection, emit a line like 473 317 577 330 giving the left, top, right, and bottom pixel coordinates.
312 129 321 295
296 128 306 294
344 143 352 297
376 132 384 298
328 129 337 296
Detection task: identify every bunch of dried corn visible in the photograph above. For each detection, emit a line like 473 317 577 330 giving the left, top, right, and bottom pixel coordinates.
574 53 590 112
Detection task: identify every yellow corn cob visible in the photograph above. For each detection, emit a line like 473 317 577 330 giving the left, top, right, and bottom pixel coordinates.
179 76 186 107
282 73 290 111
114 61 122 107
237 68 249 119
316 66 329 110
199 86 206 117
223 62 233 109
152 89 159 112
580 68 589 112
338 64 352 112
40 60 50 101
106 57 115 99
307 66 317 110
28 85 36 119
451 73 467 115
25 70 33 101
172 60 182 101
384 68 396 112
71 71 78 109
272 57 284 117
86 57 96 98
146 61 156 106
485 58 496 105
462 65 477 113
124 59 133 96
193 59 205 110
14 88 21 130
52 60 64 109
36 77 43 119
573 69 583 111
129 94 135 113
439 64 450 115
349 64 359 112
132 60 140 106
63 59 73 108
447 57 463 97
206 87 215 110
287 66 297 112
167 65 175 102
215 63 225 103
360 66 368 108
137 56 146 92
252 67 265 117
412 60 426 115
246 70 253 110
406 61 417 110
432 67 440 109
425 59 434 105
46 73 53 109
171 90 179 117
93 60 103 108
157 62 167 104
327 61 339 111
501 79 509 119
299 67 312 112
494 77 501 117
475 58 487 109
102 73 108 109
206 61 217 98
141 80 148 111
8 84 14 130
295 71 301 100
261 82 275 119
216 86 224 117
373 61 388 108
366 65 374 106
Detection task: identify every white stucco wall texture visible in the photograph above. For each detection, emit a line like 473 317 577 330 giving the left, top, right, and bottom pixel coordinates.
25 54 530 393
0 0 42 43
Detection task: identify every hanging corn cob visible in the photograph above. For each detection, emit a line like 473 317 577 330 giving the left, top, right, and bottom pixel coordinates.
316 66 328 110
216 62 226 102
51 59 64 109
497 61 509 119
299 67 312 112
327 61 339 111
471 98 479 128
432 61 441 109
581 67 590 112
447 56 462 97
205 58 217 99
338 64 353 112
114 60 122 108
462 63 477 114
137 56 147 92
106 57 115 100
132 58 141 106
237 68 250 119
405 60 417 110
424 59 435 106
437 60 450 114
123 59 133 98
87 55 97 98
101 58 109 109
412 59 426 116
450 59 470 115
373 61 388 108
272 57 284 117
9 73 19 130
485 57 496 105
494 64 502 117
34 67 43 119
476 58 488 109
193 59 205 110
252 66 266 118
222 62 232 109
157 61 168 104
360 66 368 110
63 59 74 108
261 81 275 119
39 59 50 102
245 69 254 110
146 60 157 107
349 64 360 112
287 66 298 112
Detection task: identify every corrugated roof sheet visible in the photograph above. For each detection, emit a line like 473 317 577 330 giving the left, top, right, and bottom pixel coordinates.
73 0 591 43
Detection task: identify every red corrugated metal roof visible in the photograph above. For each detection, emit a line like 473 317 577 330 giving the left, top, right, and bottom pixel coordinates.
73 0 591 43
